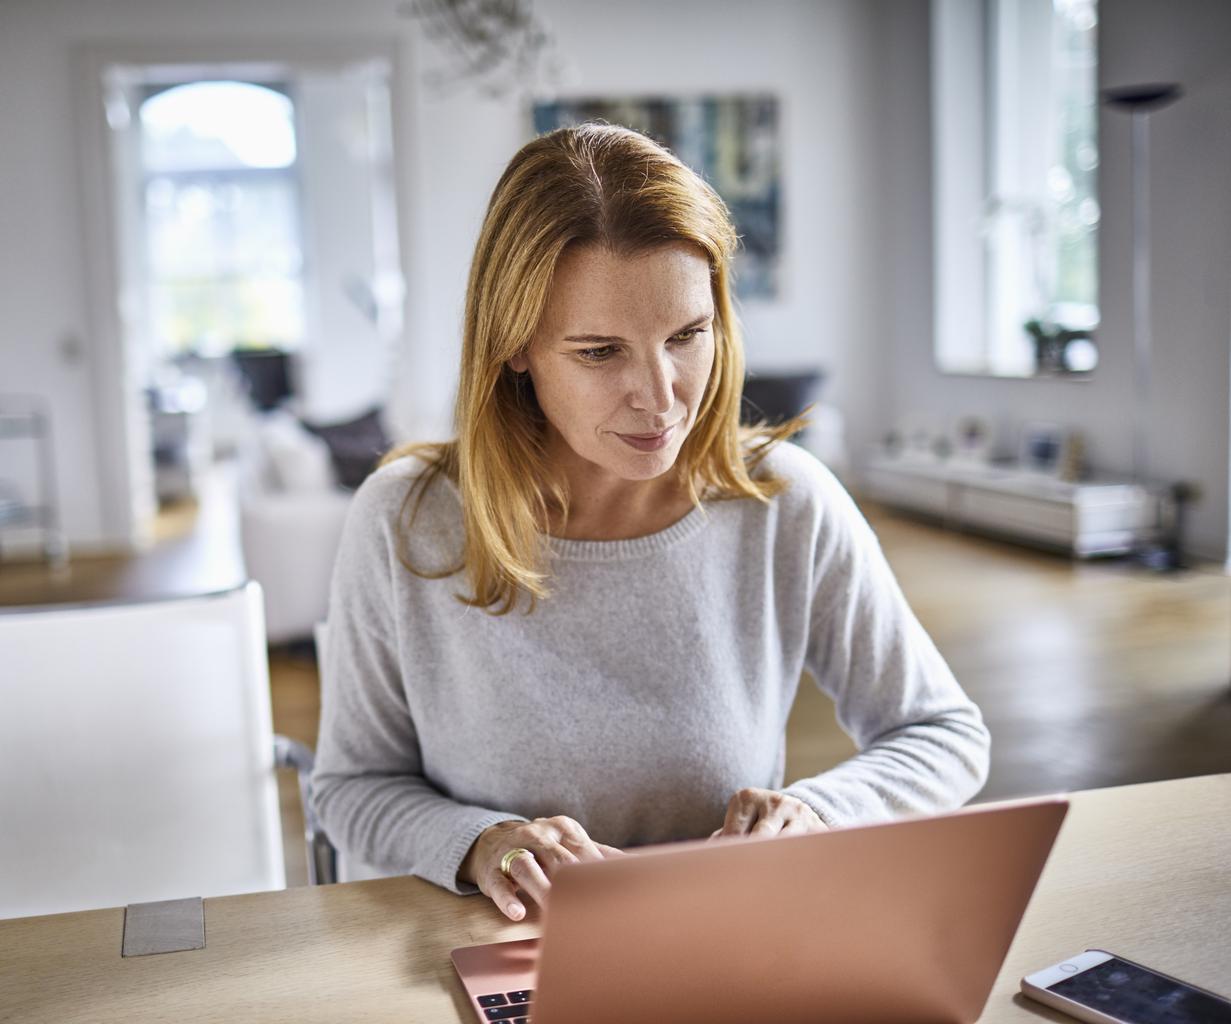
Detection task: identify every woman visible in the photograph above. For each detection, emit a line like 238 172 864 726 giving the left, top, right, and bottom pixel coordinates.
312 123 990 923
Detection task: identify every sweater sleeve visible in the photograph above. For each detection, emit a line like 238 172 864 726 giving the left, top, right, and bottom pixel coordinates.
310 467 526 894
781 463 990 826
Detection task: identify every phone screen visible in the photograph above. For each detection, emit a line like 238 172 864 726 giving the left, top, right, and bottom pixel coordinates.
1048 957 1231 1024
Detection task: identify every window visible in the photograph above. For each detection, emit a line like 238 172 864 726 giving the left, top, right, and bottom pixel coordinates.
933 0 1099 377
139 81 306 357
1048 0 1099 330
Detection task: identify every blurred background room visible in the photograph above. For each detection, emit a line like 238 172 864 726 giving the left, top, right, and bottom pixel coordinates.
1 0 1229 902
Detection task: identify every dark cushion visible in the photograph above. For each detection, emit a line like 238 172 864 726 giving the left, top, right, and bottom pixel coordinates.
301 407 391 490
231 350 293 412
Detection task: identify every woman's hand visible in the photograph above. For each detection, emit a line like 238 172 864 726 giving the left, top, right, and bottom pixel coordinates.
458 817 622 921
711 788 828 839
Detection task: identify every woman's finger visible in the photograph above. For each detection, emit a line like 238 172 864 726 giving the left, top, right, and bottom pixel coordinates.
505 848 553 907
551 817 606 863
785 800 827 834
777 815 814 837
483 871 528 921
595 842 626 857
533 842 581 877
749 807 788 837
720 790 759 835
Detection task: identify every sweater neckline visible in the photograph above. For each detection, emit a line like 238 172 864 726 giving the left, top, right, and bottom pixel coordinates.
547 503 709 562
433 463 711 562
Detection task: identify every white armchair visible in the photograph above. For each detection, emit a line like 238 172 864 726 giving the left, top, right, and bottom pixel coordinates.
240 491 351 644
238 411 352 644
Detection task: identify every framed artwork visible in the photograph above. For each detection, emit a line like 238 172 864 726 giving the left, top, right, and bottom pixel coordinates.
531 95 782 300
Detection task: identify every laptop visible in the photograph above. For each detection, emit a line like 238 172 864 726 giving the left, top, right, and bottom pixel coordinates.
452 797 1068 1024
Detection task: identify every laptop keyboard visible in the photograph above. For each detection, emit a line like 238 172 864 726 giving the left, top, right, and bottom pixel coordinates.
477 989 533 1021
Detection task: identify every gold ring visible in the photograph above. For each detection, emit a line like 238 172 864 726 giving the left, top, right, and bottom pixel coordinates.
500 848 532 878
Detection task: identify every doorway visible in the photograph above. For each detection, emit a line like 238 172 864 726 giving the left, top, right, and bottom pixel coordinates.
79 43 406 545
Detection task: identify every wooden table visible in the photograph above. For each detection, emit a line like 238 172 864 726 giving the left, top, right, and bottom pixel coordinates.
2 774 1228 1023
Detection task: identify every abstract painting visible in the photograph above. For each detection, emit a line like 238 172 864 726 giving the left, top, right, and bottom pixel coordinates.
532 95 781 300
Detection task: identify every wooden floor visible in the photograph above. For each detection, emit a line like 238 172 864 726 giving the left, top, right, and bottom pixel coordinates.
785 513 1231 802
4 468 1230 888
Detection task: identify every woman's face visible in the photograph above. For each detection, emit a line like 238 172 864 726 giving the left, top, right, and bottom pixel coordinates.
510 242 716 484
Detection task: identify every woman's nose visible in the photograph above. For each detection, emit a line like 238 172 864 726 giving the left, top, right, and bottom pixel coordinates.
628 354 674 415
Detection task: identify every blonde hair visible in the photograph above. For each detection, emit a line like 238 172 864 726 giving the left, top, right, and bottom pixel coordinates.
385 123 803 613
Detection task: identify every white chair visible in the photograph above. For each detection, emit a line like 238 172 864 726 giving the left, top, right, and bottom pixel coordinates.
0 582 285 919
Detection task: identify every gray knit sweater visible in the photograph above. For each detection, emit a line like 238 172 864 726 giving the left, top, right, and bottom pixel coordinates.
311 442 990 895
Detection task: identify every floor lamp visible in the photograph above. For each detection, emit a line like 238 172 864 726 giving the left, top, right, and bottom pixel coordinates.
1101 82 1183 570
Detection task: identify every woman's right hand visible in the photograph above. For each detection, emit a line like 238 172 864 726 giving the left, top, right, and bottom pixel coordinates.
458 817 622 921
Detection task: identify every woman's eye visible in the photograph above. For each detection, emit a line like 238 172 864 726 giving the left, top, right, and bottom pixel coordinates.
578 345 617 363
671 327 705 344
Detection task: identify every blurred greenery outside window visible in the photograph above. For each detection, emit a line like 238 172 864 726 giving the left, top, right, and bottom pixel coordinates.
139 81 306 358
991 0 1098 368
934 0 1099 376
1043 0 1098 324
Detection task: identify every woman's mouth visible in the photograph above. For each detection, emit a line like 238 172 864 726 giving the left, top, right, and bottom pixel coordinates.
616 425 676 452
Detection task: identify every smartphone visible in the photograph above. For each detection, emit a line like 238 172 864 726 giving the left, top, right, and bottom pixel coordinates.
1021 949 1231 1024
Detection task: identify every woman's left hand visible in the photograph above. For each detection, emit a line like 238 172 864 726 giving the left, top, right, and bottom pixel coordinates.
711 788 828 839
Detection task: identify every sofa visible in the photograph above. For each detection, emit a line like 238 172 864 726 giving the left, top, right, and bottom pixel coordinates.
237 410 381 644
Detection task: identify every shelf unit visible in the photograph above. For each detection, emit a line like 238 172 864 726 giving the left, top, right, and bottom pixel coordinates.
0 397 67 567
862 453 1157 558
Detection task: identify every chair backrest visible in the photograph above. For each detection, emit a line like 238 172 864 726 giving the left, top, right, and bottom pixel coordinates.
0 582 285 919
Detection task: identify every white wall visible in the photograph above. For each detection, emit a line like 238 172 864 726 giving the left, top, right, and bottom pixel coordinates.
931 0 990 376
8 0 1224 561
876 0 1231 562
295 67 401 424
0 0 888 553
0 1 108 550
393 0 890 455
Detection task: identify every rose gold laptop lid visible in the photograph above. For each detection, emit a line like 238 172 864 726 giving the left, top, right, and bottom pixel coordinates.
455 798 1068 1024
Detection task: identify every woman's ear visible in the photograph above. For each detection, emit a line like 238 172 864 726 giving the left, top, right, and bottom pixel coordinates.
508 352 529 373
